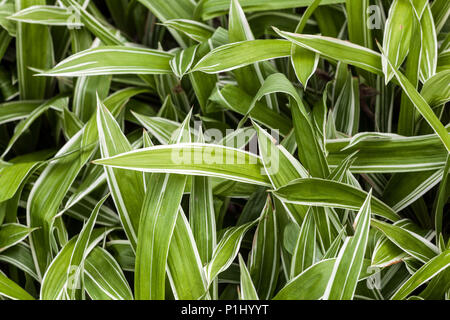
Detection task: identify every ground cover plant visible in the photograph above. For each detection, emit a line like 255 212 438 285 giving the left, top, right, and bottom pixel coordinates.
0 0 448 300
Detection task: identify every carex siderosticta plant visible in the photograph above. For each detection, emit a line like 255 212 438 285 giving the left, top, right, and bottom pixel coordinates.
0 0 448 300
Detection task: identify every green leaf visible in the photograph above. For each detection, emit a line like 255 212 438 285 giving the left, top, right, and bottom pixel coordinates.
257 72 330 179
383 169 444 212
134 167 186 301
0 101 42 125
323 191 372 300
40 228 113 300
273 259 336 300
63 186 120 227
15 0 53 100
0 64 17 100
346 0 372 49
170 45 199 79
420 70 450 107
59 0 122 46
132 113 180 145
2 96 68 158
8 5 83 27
370 220 427 269
419 4 438 82
84 247 133 300
273 178 400 221
137 0 194 47
189 132 216 264
40 46 173 77
167 209 208 300
134 114 191 300
381 46 450 152
275 29 383 75
327 151 358 183
65 195 108 300
228 0 263 96
371 219 439 263
28 88 146 278
0 243 39 280
290 0 321 87
206 220 257 286
0 223 36 253
326 131 449 172
97 98 145 249
0 270 34 300
0 161 39 202
210 84 292 136
73 74 112 123
248 196 279 299
192 40 291 73
391 250 450 300
238 254 259 300
435 155 450 241
163 19 215 43
437 49 450 73
254 122 309 224
410 0 428 18
0 2 16 36
290 209 317 278
371 236 406 268
397 11 423 137
332 73 360 136
106 240 135 272
382 0 413 82
430 0 450 33
94 143 270 186
201 0 345 20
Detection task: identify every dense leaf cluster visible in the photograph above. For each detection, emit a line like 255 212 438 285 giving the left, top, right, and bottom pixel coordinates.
0 0 448 300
